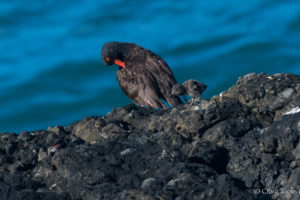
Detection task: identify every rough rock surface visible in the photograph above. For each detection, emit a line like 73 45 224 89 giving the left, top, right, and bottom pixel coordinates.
0 73 299 200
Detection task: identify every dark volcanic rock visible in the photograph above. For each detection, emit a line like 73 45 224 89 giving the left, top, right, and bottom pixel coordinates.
0 73 299 200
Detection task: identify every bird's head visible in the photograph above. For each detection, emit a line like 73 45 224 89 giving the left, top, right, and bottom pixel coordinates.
101 42 126 68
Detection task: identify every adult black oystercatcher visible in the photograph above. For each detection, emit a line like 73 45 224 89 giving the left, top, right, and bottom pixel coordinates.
101 42 183 109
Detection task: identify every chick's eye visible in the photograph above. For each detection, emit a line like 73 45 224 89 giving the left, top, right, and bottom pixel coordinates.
106 57 111 62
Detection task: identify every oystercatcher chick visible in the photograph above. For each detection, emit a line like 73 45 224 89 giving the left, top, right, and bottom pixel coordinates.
170 83 188 101
183 79 207 99
171 79 207 103
101 42 183 109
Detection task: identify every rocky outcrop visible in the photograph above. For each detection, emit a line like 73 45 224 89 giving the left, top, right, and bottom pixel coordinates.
0 73 299 200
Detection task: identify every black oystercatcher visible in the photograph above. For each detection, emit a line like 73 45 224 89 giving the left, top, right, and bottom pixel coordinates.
182 79 207 99
101 42 183 109
171 79 207 102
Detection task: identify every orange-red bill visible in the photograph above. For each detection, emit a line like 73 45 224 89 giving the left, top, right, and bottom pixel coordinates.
114 59 125 68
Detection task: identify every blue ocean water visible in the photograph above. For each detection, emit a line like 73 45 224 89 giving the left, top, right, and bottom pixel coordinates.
0 0 300 133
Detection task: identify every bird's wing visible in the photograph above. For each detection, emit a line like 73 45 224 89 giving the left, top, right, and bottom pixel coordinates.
117 68 167 108
143 50 183 106
144 51 177 84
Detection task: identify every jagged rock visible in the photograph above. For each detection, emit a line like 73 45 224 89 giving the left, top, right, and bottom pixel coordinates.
71 117 106 142
0 73 299 200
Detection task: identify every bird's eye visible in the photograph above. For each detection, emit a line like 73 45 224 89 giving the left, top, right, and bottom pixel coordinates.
106 57 111 62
